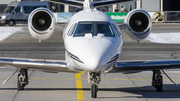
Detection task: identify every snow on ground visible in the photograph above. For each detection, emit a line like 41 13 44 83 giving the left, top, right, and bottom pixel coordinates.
146 33 180 44
0 27 24 41
0 27 24 68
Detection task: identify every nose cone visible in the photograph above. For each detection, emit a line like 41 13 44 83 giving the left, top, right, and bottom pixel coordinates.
67 36 121 72
77 38 119 71
82 50 108 71
85 56 101 71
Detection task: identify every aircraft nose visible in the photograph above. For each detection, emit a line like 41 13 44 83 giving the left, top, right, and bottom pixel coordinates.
85 57 101 71
81 46 113 71
70 37 120 72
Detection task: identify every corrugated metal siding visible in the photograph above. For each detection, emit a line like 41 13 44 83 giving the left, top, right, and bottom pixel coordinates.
142 0 160 12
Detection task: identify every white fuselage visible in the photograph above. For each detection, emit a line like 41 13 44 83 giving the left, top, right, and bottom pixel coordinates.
63 9 123 72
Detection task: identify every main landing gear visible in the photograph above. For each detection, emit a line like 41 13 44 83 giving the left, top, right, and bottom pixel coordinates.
17 69 29 90
152 70 163 92
88 71 101 98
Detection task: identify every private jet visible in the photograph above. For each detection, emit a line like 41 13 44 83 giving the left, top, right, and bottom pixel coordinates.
1 0 180 98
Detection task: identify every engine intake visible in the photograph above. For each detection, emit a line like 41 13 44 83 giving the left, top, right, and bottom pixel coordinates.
28 8 55 40
124 9 152 40
32 11 52 31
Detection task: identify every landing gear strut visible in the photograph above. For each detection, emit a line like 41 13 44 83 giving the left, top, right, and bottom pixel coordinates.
17 69 29 90
88 71 101 98
152 70 163 92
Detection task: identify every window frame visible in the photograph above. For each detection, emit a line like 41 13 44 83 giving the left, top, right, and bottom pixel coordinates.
73 21 93 37
72 21 119 38
96 22 116 37
112 23 121 37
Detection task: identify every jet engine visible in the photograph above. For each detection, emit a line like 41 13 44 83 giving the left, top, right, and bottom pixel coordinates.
124 9 152 40
28 8 55 40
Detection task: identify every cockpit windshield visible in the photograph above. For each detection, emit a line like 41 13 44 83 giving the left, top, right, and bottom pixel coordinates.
73 22 116 37
74 22 93 36
97 22 114 36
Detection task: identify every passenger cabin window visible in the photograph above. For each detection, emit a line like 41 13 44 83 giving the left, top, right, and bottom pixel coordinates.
97 22 115 36
74 22 93 36
23 6 47 14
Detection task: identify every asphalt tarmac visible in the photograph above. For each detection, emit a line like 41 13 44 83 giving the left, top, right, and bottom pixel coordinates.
0 23 180 101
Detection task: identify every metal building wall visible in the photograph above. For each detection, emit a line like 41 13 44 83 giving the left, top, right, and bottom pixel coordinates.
142 0 161 11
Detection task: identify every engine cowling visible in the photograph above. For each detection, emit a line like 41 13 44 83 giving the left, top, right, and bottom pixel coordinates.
28 8 55 40
124 9 152 40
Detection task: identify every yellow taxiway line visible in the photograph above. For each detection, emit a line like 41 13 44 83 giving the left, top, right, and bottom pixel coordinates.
75 71 85 101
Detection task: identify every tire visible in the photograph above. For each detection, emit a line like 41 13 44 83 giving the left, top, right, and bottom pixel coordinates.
17 74 24 90
8 20 15 26
156 75 163 92
91 84 97 98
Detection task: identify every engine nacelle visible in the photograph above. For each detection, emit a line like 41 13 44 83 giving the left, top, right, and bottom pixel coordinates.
28 8 55 40
124 9 152 40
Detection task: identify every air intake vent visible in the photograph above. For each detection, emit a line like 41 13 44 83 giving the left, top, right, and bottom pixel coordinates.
107 54 119 64
67 51 84 64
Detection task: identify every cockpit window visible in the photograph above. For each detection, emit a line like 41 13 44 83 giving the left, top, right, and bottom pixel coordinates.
72 22 117 37
112 24 120 37
74 22 93 36
97 22 115 36
68 23 77 36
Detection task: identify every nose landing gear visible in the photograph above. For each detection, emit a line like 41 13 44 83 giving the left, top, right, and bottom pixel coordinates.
88 71 101 98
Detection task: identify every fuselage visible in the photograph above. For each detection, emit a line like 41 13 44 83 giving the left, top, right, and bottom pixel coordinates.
63 9 123 72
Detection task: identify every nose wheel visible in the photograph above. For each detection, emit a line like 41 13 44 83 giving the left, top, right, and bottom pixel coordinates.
91 84 98 98
17 69 29 90
88 71 101 98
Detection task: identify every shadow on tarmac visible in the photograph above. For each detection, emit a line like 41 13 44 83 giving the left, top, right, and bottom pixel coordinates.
0 84 180 98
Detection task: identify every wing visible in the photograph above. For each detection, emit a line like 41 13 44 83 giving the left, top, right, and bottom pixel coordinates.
110 60 180 73
47 0 83 8
55 23 66 30
47 0 135 8
92 0 135 8
118 23 126 30
0 57 74 73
